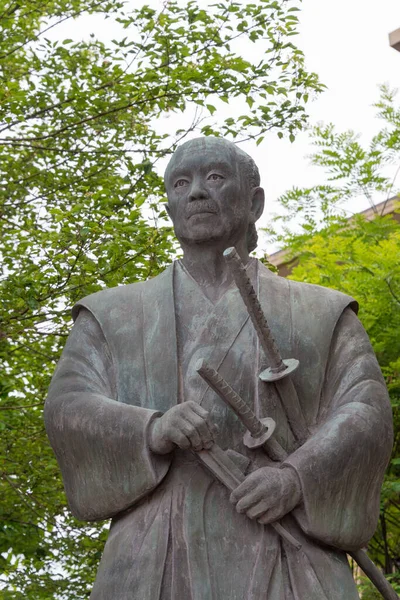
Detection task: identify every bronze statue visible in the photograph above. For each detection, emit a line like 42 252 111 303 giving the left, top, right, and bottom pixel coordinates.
45 137 394 599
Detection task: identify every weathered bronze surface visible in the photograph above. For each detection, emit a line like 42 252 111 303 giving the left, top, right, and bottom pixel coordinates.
45 137 394 599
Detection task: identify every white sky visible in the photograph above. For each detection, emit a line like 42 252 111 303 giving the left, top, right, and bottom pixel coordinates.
49 0 400 252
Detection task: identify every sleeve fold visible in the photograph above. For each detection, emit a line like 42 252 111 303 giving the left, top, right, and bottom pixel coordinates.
45 308 171 521
283 309 393 551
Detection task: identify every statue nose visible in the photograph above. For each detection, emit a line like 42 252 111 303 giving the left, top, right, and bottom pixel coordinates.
188 179 209 201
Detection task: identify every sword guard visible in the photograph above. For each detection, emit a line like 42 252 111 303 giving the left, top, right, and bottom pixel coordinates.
259 358 299 382
243 417 276 449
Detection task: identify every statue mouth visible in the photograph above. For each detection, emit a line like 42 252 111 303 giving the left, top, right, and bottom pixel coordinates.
186 201 218 218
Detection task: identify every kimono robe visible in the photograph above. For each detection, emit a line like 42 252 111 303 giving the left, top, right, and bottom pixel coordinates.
45 259 393 600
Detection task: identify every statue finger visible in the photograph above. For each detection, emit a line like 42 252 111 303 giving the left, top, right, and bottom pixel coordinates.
171 431 191 450
257 506 285 525
257 511 274 525
230 477 256 504
187 401 209 420
206 415 219 437
188 414 215 447
246 500 270 520
180 421 203 450
235 488 264 514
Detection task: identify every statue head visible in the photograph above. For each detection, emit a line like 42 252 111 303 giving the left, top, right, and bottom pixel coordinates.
164 137 264 253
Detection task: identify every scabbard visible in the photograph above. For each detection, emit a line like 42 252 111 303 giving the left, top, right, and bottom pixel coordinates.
349 550 399 600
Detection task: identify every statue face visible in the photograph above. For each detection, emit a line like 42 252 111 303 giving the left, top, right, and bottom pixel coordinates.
165 140 259 249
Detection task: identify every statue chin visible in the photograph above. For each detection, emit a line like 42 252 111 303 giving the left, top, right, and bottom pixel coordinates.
177 229 227 247
176 223 247 250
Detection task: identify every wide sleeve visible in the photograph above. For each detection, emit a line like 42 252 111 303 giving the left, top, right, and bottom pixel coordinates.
284 308 393 551
44 308 171 522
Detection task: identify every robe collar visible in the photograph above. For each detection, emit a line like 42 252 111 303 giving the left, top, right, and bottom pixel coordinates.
175 259 256 405
141 259 277 413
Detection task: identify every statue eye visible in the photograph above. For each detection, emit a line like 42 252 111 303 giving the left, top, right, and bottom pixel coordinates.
207 173 224 181
174 179 189 188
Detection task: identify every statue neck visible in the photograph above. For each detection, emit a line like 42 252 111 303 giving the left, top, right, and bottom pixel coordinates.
180 239 249 303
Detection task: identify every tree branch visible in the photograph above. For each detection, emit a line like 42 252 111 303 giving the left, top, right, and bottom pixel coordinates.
386 278 400 306
0 403 43 410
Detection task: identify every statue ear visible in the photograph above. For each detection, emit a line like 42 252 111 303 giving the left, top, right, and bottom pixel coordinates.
250 187 265 223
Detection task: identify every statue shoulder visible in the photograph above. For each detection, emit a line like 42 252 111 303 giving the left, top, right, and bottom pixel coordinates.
258 261 358 315
71 264 173 322
287 277 358 315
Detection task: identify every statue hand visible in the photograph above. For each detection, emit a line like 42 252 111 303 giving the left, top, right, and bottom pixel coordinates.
148 401 217 455
229 466 302 524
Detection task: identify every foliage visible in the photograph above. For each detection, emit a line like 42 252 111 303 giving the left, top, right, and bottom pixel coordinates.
0 0 323 597
266 85 400 595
